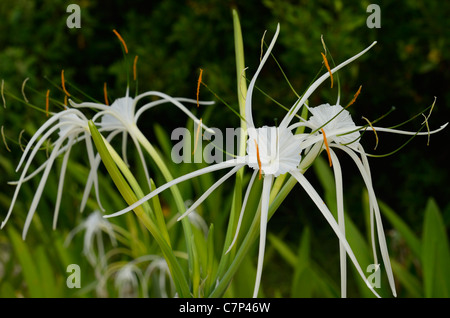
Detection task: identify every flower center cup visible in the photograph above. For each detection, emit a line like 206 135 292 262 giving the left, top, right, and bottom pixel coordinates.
246 126 302 177
100 97 135 129
308 104 360 147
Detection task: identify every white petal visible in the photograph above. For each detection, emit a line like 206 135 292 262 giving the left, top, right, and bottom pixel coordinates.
280 42 377 128
330 149 347 298
333 145 396 297
290 170 381 298
253 174 274 297
226 169 258 254
104 158 246 218
53 135 75 229
133 91 215 134
245 24 280 130
177 165 244 221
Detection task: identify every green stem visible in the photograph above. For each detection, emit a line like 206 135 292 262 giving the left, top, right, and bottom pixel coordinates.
131 125 196 291
88 121 190 297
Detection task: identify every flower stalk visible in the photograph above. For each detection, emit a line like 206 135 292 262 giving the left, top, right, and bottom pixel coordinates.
88 120 191 297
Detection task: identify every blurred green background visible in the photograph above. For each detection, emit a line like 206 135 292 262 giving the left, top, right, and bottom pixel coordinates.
0 0 449 297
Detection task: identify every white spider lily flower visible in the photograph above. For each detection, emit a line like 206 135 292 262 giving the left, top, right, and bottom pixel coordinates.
98 255 174 298
104 24 385 298
64 210 118 267
143 256 175 298
69 90 214 207
294 102 448 297
114 263 145 298
2 108 101 239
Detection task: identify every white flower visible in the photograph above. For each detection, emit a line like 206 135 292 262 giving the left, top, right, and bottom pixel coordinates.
104 24 386 298
64 210 118 267
114 263 144 298
295 101 447 297
69 90 214 196
2 108 100 239
98 255 174 298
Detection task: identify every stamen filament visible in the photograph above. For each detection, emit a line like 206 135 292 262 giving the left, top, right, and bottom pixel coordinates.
254 139 262 180
197 68 203 108
61 69 71 96
1 79 5 108
45 89 50 117
260 30 267 62
321 52 333 88
1 126 11 152
21 77 29 103
321 128 332 167
113 29 128 54
421 97 436 146
18 129 25 152
362 116 379 150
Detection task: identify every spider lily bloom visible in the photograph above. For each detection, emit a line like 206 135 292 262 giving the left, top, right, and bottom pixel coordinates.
64 210 118 268
69 89 214 206
294 102 448 297
98 255 174 298
2 107 100 239
104 24 384 297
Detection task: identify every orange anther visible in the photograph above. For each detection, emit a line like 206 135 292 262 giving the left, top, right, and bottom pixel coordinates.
321 52 333 88
133 55 139 81
254 139 262 180
103 82 109 106
113 29 128 54
346 85 362 108
61 69 71 97
321 128 332 167
197 68 203 108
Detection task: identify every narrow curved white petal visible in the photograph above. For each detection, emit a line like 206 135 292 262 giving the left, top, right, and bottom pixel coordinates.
333 145 396 297
280 41 377 129
80 130 120 212
245 23 280 129
226 169 258 254
53 135 75 229
177 165 244 221
22 129 75 239
366 123 448 135
104 158 246 218
133 91 215 134
135 98 214 123
290 170 381 298
330 149 347 298
2 121 69 229
253 174 274 298
16 109 83 171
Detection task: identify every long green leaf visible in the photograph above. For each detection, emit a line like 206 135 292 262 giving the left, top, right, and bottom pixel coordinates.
376 195 421 258
422 198 450 297
88 121 191 297
8 227 41 297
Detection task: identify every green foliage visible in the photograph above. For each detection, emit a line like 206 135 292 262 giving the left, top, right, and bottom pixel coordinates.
0 0 448 298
